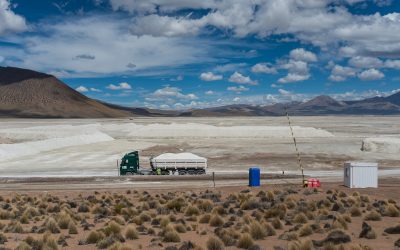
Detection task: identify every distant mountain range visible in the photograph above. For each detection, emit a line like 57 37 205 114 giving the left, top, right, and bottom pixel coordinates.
1 67 399 118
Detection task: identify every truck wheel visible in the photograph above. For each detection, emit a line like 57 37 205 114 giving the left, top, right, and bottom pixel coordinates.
188 170 195 175
178 170 187 175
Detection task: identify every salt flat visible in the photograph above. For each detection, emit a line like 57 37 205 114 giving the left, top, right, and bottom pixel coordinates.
0 116 399 177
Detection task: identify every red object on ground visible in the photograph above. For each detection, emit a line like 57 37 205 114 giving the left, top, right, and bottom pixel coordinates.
307 178 321 187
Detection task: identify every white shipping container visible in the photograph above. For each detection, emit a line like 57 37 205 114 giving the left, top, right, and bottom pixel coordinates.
344 162 378 188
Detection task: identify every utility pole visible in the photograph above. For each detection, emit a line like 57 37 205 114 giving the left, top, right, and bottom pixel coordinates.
284 106 305 186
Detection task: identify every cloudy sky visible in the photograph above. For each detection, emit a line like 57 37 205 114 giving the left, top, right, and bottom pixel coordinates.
0 0 400 109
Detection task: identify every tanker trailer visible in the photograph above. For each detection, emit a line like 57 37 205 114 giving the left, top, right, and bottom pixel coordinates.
150 152 207 175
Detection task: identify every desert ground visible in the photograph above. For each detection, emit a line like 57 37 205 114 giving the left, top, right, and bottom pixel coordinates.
0 116 399 179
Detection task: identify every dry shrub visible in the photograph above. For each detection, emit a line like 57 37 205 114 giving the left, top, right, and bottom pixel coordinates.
57 211 72 229
125 226 138 240
294 213 308 224
174 224 187 233
104 221 121 236
44 218 60 234
163 230 181 242
385 204 400 217
68 221 78 234
298 224 313 237
249 221 265 240
108 242 134 250
16 241 31 250
160 217 170 228
199 214 211 224
185 206 200 216
206 236 225 250
364 210 381 221
237 233 254 249
360 195 370 203
272 218 283 229
338 191 347 198
166 198 186 212
350 206 362 217
197 200 213 213
262 222 276 236
209 214 224 227
285 198 297 209
288 239 315 250
86 230 104 244
240 198 260 210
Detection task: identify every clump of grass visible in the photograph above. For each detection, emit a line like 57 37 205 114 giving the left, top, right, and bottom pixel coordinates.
360 195 370 203
350 206 362 217
104 221 121 236
57 211 72 229
249 221 265 240
108 242 134 250
262 222 276 236
185 206 200 216
288 239 314 250
16 241 31 250
209 214 224 227
174 224 187 233
240 198 260 210
68 221 78 234
166 198 186 212
298 224 313 237
384 204 400 217
125 226 138 240
77 203 90 213
200 214 211 224
266 191 275 201
293 213 308 224
237 233 254 249
271 218 283 229
160 217 170 228
364 210 381 221
163 229 181 242
206 236 225 250
86 230 104 244
197 200 213 213
45 218 60 234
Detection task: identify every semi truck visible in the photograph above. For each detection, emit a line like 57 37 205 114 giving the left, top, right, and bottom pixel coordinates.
119 151 207 175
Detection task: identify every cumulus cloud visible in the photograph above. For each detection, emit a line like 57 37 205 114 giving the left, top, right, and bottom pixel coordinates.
349 56 383 68
329 65 357 81
107 82 132 90
278 59 311 83
76 86 89 92
0 0 27 36
358 68 385 81
278 88 292 96
228 72 258 85
146 86 197 106
385 60 400 69
227 85 249 93
251 63 277 74
1 15 212 77
205 90 214 95
289 48 317 62
200 72 223 81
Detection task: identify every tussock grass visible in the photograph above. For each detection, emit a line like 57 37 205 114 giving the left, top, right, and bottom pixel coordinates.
249 221 265 240
125 226 138 240
104 221 121 236
262 222 276 236
163 230 181 242
200 214 211 224
206 236 225 250
209 214 224 227
68 221 78 234
16 241 31 250
86 230 104 244
288 239 315 250
364 210 382 221
384 204 400 217
108 242 134 250
185 206 200 216
237 233 254 249
294 213 308 224
174 224 187 233
272 218 283 229
350 206 362 217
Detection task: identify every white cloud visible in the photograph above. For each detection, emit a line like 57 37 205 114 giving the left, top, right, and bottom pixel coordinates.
289 48 317 62
329 65 357 82
278 89 292 96
107 82 132 90
358 68 384 81
76 86 89 92
228 71 257 85
146 86 197 106
227 85 249 93
205 90 214 95
385 60 400 69
251 63 277 74
233 97 240 102
278 58 310 83
2 15 213 77
349 56 383 68
90 87 102 92
213 63 248 73
200 72 223 81
0 0 27 36
278 73 309 84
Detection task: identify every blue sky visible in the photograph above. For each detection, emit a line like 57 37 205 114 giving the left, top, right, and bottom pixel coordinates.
0 0 400 109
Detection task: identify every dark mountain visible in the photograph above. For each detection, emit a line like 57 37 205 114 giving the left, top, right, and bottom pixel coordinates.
0 67 130 118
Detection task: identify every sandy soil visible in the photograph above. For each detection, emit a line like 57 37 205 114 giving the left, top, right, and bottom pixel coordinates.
0 116 399 177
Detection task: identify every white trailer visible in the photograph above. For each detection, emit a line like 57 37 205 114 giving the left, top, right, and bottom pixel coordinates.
344 162 378 188
150 152 207 175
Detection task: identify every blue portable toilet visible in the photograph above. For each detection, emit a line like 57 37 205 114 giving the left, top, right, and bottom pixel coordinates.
249 167 260 187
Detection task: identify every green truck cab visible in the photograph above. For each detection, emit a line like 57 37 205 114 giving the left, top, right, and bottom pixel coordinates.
119 151 140 175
